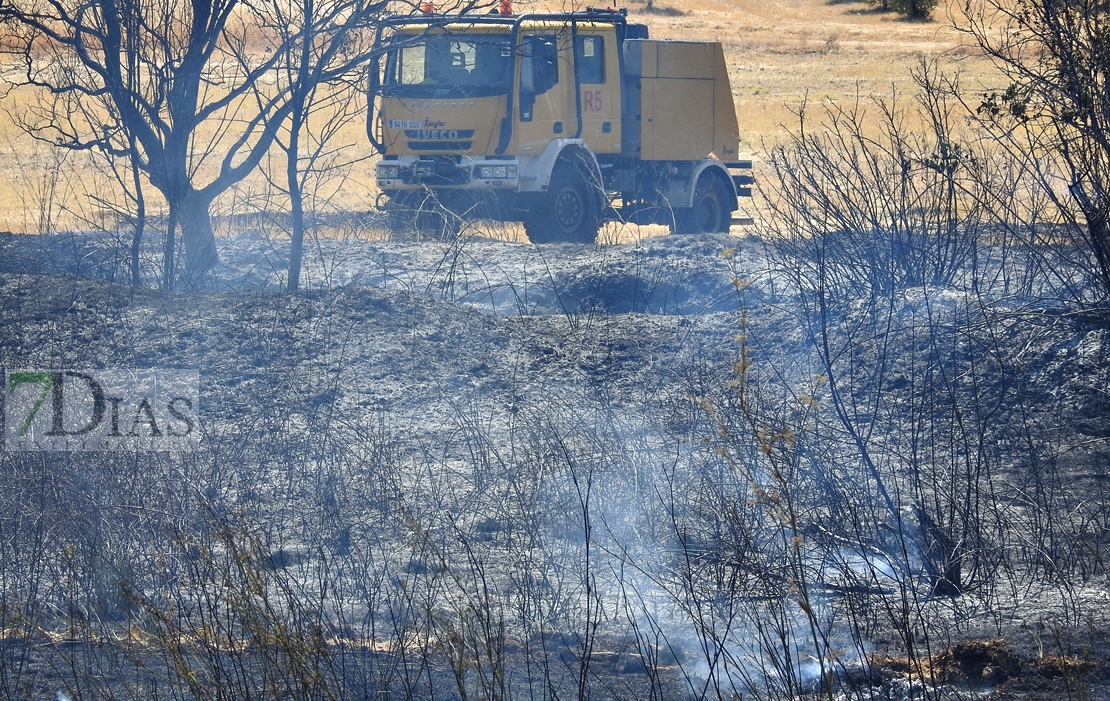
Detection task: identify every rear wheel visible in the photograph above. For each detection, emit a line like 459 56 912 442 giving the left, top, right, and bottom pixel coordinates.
524 160 601 244
673 172 732 234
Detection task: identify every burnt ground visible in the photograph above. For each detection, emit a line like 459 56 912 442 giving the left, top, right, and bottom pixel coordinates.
0 229 1108 700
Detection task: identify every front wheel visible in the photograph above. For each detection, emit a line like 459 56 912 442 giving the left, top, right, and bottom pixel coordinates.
673 173 732 235
524 161 601 244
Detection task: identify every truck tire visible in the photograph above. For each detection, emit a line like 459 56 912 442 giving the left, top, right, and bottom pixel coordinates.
673 172 732 235
524 161 601 244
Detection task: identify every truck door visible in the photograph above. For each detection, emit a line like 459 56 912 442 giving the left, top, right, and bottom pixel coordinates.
575 32 621 155
515 32 575 153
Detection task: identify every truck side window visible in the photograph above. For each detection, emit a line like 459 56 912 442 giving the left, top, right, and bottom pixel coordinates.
521 35 559 96
575 35 604 84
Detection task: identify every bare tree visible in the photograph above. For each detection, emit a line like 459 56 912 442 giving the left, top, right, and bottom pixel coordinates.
962 0 1110 301
0 0 390 288
257 0 385 292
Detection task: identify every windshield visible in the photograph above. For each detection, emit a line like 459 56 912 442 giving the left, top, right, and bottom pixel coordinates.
383 33 513 98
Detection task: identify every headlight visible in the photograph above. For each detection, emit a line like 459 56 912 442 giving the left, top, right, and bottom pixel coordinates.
476 164 517 179
377 164 400 179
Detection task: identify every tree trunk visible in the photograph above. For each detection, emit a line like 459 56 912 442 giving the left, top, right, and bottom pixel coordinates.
162 207 176 291
1087 216 1110 299
287 111 305 292
131 208 145 288
179 189 219 287
130 142 145 288
1064 182 1110 299
915 504 962 597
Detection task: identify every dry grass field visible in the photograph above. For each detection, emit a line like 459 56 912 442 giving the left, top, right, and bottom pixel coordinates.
0 0 1001 235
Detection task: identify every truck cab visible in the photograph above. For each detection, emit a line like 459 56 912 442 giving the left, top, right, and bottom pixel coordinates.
368 5 752 242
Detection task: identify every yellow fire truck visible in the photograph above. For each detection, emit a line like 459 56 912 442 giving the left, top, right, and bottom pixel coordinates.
367 3 752 242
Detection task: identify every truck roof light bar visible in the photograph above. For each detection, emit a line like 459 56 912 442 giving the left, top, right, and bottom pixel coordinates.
585 7 628 16
378 8 629 28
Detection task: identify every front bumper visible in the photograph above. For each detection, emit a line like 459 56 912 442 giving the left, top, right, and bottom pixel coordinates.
377 156 521 191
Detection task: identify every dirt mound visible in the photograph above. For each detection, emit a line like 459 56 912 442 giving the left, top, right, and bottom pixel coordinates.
932 639 1022 686
868 640 1110 698
1030 654 1097 679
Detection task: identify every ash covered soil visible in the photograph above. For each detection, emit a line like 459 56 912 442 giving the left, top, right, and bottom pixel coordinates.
1 228 1109 700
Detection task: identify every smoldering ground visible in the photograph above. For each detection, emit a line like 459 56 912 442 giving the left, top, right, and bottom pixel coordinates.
0 228 1108 700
